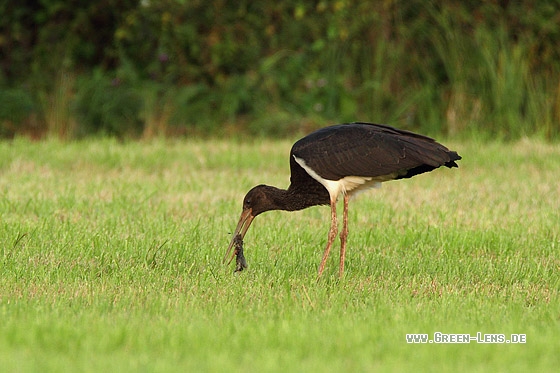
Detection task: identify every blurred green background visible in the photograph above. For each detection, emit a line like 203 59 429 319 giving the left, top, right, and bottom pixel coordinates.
1 0 559 140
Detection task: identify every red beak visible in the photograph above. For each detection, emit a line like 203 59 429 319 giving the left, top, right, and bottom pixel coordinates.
224 208 255 265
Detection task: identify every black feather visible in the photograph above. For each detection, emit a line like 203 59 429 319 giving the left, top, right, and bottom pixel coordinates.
291 122 461 181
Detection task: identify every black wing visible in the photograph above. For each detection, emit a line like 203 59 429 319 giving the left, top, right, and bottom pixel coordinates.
291 122 461 181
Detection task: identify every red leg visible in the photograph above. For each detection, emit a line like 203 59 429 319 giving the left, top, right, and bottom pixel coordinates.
339 193 349 277
318 199 338 278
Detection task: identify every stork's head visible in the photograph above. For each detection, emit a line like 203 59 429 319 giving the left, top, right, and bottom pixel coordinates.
223 185 279 265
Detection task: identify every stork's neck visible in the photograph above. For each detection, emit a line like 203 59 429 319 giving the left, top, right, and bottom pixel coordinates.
266 182 329 212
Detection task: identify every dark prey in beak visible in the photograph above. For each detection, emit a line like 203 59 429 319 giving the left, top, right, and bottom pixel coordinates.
224 206 255 267
233 234 247 272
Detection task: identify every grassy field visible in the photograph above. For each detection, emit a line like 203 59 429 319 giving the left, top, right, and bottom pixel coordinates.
1 137 559 372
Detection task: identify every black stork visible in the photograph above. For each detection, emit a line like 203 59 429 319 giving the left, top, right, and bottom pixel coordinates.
224 122 461 277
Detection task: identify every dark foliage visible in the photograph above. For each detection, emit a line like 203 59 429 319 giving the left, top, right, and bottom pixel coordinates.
1 1 559 139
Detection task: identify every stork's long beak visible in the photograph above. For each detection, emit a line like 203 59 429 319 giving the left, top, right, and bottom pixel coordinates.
224 208 255 265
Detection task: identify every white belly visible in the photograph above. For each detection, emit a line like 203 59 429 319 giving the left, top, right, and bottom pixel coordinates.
293 156 395 202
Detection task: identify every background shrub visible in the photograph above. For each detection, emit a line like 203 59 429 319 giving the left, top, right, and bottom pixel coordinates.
74 71 143 138
0 88 37 138
1 1 559 139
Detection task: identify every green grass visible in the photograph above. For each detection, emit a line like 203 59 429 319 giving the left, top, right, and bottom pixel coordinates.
1 138 559 372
